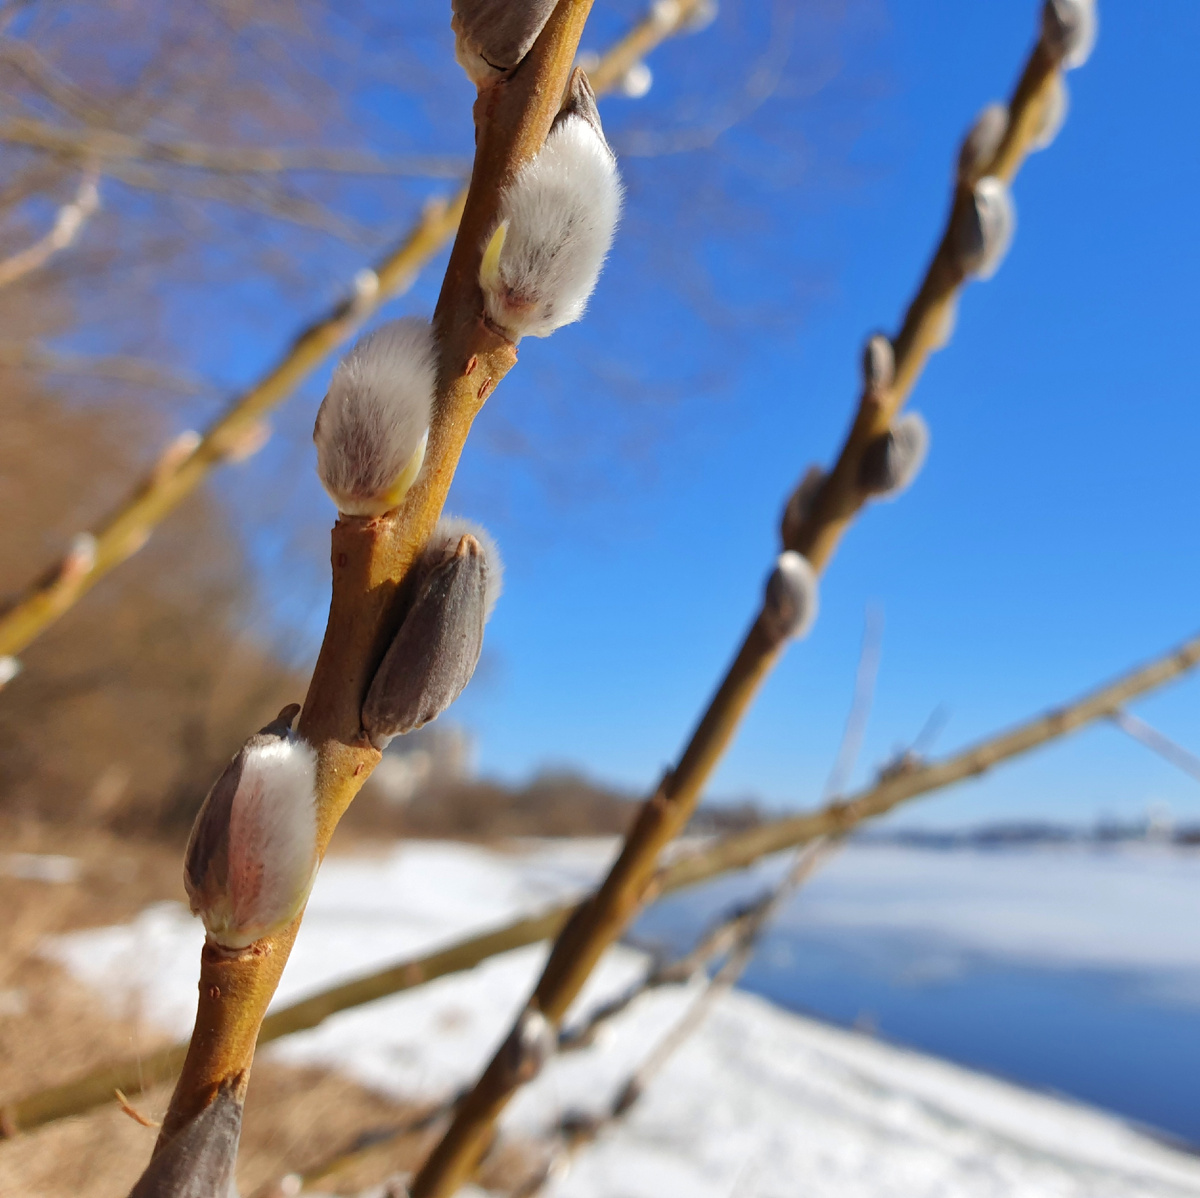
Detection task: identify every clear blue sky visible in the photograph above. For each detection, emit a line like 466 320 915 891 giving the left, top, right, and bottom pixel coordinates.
243 2 1200 827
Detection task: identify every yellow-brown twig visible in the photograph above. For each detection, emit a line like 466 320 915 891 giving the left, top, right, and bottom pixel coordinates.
407 19 1084 1198
0 0 713 665
5 626 1197 1139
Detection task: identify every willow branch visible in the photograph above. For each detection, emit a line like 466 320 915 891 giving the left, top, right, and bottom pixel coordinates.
514 839 838 1198
142 0 597 1167
0 0 711 666
407 17 1077 1198
0 115 468 177
0 168 97 288
5 625 1196 1139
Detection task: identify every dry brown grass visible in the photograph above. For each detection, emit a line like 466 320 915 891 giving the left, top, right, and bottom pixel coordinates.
0 820 445 1196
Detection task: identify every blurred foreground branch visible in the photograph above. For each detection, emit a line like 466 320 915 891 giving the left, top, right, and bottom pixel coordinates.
0 0 715 667
8 616 1193 1139
137 0 598 1181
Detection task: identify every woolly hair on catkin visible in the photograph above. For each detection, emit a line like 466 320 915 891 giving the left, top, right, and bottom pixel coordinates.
858 411 930 500
313 317 436 517
762 551 819 644
451 0 557 86
479 68 623 340
362 517 503 748
861 333 895 394
183 704 318 951
951 176 1015 280
1042 0 1097 70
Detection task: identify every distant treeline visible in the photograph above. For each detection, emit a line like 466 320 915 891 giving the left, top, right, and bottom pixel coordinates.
343 770 765 842
859 819 1200 848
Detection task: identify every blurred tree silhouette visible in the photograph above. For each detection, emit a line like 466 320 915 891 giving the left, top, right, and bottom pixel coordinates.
0 374 304 829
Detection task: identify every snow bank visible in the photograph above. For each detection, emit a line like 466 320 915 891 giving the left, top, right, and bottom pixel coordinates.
45 840 1200 1197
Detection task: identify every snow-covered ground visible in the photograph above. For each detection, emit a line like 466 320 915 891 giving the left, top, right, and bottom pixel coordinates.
46 840 1200 1197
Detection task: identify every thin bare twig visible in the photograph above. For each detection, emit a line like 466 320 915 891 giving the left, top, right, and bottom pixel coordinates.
0 115 469 178
822 606 884 801
1110 709 1200 786
0 168 97 288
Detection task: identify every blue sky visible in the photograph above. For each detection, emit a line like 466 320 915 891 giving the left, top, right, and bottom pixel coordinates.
239 2 1200 827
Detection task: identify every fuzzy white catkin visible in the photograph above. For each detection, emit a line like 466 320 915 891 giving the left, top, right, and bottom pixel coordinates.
953 176 1015 281
480 76 623 339
762 551 819 643
859 411 930 500
313 318 435 517
1042 0 1097 71
185 730 318 950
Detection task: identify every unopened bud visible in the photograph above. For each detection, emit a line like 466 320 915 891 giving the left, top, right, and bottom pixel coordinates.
1032 72 1069 151
618 61 653 99
681 0 719 32
451 0 557 87
60 532 96 584
353 267 380 302
128 1081 242 1198
780 465 825 547
362 517 502 749
480 69 623 340
501 1006 556 1084
858 411 929 499
224 418 270 463
314 317 435 517
0 656 21 688
184 704 318 950
762 551 818 643
152 430 202 484
1041 0 1097 71
861 333 894 394
650 0 681 29
957 103 1008 184
950 176 1015 280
